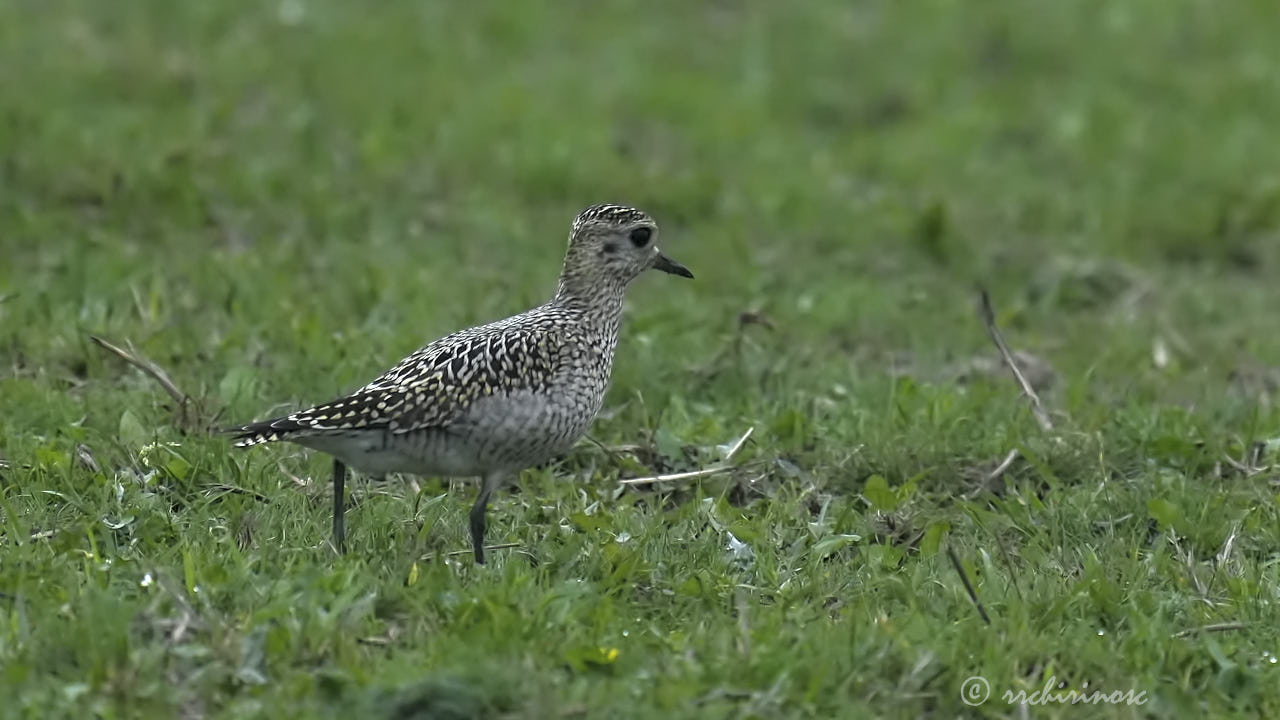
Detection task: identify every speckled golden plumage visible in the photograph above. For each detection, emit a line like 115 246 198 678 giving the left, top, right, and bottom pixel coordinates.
229 204 693 562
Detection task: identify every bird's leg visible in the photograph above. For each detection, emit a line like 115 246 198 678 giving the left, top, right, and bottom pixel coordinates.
469 486 492 564
333 458 347 554
469 473 505 564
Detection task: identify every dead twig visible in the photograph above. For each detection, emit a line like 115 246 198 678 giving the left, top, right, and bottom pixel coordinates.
90 335 192 424
619 461 767 487
962 448 1022 500
987 448 1020 481
720 426 755 461
976 288 1053 431
1221 454 1252 475
1171 622 1250 639
620 466 730 486
1222 444 1272 478
947 544 991 625
422 542 521 560
620 427 757 487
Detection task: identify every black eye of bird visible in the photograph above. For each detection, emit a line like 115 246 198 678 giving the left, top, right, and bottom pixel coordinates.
629 227 652 247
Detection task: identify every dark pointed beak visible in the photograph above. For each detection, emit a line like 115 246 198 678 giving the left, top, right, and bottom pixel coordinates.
652 251 694 279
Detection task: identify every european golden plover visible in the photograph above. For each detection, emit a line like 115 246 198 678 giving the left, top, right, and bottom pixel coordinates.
229 204 693 562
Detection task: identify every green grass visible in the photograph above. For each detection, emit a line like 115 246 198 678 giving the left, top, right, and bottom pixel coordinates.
3 0 1280 717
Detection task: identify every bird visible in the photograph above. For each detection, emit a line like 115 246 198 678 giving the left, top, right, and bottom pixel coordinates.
228 204 693 562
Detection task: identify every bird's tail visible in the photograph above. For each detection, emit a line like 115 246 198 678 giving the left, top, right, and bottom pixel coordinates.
222 415 309 448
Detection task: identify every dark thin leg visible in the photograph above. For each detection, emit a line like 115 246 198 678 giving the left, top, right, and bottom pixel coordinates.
333 458 347 554
469 484 493 564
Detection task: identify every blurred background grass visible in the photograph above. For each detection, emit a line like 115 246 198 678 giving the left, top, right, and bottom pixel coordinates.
2 1 1279 717
4 1 1279 389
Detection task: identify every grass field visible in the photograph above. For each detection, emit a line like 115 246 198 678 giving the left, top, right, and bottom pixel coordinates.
3 1 1280 717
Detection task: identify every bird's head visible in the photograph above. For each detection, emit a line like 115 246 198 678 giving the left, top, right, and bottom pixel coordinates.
560 204 693 294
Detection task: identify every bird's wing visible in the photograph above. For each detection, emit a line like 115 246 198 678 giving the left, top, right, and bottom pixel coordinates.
230 316 563 446
229 385 416 446
363 317 563 433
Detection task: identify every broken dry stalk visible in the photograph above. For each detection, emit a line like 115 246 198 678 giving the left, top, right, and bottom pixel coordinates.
987 448 1020 481
976 288 1054 431
620 464 739 487
439 542 520 559
90 335 193 425
721 426 755 461
1171 622 1249 639
620 427 758 487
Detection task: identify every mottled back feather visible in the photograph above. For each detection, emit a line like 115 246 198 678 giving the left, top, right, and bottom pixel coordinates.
230 313 569 446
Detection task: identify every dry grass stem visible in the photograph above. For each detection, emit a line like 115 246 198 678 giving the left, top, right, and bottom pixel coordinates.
438 542 521 559
722 426 755 460
90 334 192 423
620 465 737 487
987 448 1020 481
976 288 1054 431
620 427 756 487
1171 622 1250 638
